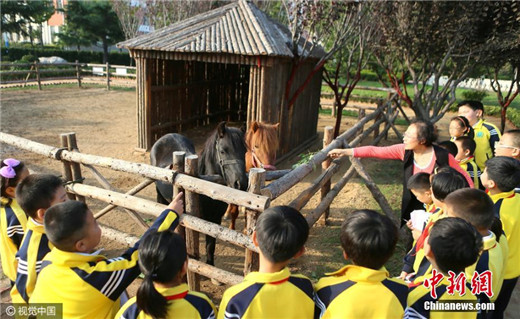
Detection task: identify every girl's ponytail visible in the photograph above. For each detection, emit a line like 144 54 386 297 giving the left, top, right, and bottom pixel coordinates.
136 230 187 319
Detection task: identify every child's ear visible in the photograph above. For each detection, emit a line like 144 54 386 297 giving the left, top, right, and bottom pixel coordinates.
342 250 348 261
5 186 15 198
293 246 305 259
512 148 520 158
252 231 259 247
476 109 483 119
464 149 471 157
74 239 88 253
486 179 497 190
36 208 46 221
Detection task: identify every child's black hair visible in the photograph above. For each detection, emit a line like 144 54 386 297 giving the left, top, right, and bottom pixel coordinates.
411 120 437 146
504 129 520 148
1 159 26 198
136 230 187 319
457 100 484 112
428 217 482 274
340 209 398 270
444 188 494 231
450 116 475 139
485 156 520 192
438 140 458 157
431 167 469 201
455 136 476 156
44 200 89 251
407 172 431 191
255 206 309 263
16 174 64 219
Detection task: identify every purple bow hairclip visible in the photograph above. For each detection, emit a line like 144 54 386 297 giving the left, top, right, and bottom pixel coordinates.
0 158 21 179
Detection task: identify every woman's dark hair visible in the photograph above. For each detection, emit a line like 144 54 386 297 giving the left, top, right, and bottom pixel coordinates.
450 116 475 139
1 159 26 198
136 230 187 319
411 120 437 146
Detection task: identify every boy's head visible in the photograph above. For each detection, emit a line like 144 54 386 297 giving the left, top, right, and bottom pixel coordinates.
430 167 469 207
457 100 484 126
253 206 309 264
438 141 458 157
16 174 67 221
44 200 101 253
444 188 494 233
425 217 482 274
454 136 476 161
340 210 398 270
495 130 520 159
481 156 520 192
407 172 432 205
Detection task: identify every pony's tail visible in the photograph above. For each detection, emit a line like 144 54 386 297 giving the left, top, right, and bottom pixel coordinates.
136 275 168 319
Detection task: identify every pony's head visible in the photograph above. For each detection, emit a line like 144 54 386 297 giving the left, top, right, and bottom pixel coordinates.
200 122 248 191
246 121 280 171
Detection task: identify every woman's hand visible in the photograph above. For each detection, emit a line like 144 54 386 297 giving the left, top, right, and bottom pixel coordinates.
328 148 353 159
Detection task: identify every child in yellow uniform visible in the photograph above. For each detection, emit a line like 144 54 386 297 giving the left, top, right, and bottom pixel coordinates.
494 129 519 160
116 231 216 319
0 158 29 284
30 192 184 319
454 136 482 189
218 206 315 319
406 217 482 319
480 156 520 318
458 100 501 171
10 174 68 304
315 209 407 319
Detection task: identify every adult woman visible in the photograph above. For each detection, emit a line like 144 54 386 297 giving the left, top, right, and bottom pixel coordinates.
328 120 473 224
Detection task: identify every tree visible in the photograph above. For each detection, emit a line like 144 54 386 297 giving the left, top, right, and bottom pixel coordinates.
26 0 55 47
1 0 31 38
63 0 124 63
372 1 502 123
322 2 380 138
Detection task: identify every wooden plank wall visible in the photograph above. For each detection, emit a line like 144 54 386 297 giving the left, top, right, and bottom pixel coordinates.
138 59 250 149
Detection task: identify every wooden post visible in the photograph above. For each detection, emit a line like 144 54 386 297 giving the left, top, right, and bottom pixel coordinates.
244 168 265 275
319 126 334 226
173 151 185 237
60 134 75 200
373 100 382 138
35 62 41 90
75 60 82 88
106 62 110 90
357 109 366 135
184 155 200 291
65 133 85 203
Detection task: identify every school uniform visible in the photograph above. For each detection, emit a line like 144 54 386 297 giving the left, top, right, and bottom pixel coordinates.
29 208 180 319
489 190 520 317
315 265 408 319
116 283 216 319
218 267 315 319
10 218 53 303
458 156 483 190
473 119 501 171
406 276 478 319
465 231 507 303
0 197 27 282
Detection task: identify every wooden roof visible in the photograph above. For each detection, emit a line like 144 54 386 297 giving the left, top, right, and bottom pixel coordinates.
117 0 324 59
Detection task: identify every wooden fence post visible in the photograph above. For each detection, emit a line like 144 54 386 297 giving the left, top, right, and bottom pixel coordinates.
373 99 383 138
185 155 200 290
60 134 75 200
106 62 110 90
76 60 82 88
65 133 85 203
173 151 185 238
357 109 366 135
35 62 41 90
244 168 265 275
319 126 334 226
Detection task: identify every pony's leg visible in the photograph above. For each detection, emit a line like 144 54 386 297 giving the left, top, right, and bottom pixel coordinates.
155 185 169 205
205 234 216 266
223 204 234 220
229 205 239 230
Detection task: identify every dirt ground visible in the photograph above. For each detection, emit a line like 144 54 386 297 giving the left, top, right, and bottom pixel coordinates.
1 86 518 316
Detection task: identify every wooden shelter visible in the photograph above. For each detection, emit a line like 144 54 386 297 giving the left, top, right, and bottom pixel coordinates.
118 0 324 159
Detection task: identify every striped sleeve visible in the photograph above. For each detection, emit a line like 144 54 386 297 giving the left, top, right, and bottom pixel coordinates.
5 205 25 247
484 123 501 153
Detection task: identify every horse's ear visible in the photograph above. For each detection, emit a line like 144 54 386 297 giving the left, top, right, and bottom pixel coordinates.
217 121 227 137
251 121 259 133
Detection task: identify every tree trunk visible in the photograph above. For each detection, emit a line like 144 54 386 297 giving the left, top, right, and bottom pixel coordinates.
102 37 109 64
39 23 44 47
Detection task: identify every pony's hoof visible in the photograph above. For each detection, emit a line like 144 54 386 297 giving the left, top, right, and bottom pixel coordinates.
211 278 223 286
223 214 231 221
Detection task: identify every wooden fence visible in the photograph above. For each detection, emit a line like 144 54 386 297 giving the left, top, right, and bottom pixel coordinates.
0 61 136 90
0 96 403 290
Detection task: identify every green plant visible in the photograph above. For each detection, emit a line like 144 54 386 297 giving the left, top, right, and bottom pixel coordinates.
19 54 38 63
462 90 488 102
292 151 319 169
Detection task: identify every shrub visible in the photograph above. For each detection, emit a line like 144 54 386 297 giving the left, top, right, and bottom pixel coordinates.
20 54 38 63
462 90 488 102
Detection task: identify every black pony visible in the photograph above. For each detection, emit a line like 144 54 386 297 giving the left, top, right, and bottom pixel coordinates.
150 122 248 266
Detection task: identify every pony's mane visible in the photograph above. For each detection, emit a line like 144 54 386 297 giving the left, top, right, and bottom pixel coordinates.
246 123 279 156
199 126 247 173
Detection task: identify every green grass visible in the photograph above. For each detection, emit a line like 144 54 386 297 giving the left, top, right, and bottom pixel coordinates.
322 80 520 110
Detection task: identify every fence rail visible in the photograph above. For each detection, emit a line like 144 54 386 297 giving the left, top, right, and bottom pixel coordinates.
0 61 136 89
